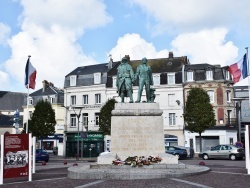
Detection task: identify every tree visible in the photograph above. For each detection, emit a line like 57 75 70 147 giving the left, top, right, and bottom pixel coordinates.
99 98 117 135
23 100 56 142
184 87 216 152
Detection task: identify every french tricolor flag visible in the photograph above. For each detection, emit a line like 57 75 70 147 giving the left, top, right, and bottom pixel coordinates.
24 56 37 89
229 54 248 83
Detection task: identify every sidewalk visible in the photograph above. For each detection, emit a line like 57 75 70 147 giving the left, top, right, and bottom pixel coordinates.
49 154 97 162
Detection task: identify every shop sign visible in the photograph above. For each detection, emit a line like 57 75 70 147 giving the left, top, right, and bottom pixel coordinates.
82 105 101 109
71 132 104 141
42 134 64 140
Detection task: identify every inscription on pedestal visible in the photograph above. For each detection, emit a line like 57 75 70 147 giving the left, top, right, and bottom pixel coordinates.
110 115 165 160
97 103 178 164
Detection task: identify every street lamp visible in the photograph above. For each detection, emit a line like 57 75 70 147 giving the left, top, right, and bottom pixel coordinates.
232 98 245 142
71 106 82 160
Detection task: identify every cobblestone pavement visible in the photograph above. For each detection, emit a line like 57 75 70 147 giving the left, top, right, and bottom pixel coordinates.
1 157 249 188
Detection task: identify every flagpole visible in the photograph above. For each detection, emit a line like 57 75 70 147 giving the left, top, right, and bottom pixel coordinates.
246 47 250 106
26 87 30 133
26 55 31 134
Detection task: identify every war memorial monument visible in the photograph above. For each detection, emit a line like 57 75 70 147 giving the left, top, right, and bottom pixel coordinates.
68 57 210 180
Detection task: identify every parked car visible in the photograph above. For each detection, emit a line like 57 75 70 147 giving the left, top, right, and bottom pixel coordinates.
174 146 194 158
36 149 49 162
165 146 188 159
198 144 245 160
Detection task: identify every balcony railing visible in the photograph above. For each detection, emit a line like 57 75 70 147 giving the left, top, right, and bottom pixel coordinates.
225 118 237 127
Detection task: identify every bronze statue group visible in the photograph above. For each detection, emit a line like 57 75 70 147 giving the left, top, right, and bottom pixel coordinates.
116 56 155 103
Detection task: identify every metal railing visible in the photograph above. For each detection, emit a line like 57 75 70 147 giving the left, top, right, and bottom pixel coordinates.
225 118 237 127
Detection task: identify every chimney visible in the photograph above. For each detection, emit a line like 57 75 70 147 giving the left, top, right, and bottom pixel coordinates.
125 55 130 62
42 80 49 92
108 54 113 69
49 82 54 87
169 52 174 58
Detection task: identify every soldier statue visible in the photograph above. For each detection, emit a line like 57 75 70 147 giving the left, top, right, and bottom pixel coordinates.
116 56 134 103
135 57 154 103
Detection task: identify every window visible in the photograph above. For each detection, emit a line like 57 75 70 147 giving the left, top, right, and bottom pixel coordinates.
95 94 101 104
211 145 221 151
83 95 88 104
95 113 100 126
187 72 193 81
50 97 55 103
70 75 76 86
29 111 33 119
225 70 230 80
153 74 160 85
168 94 175 106
43 96 48 101
207 91 214 103
112 76 117 88
82 113 88 129
94 73 101 84
70 114 76 127
28 98 33 105
227 110 232 124
226 90 231 102
229 138 233 145
71 95 76 105
167 73 175 85
206 70 213 80
169 113 176 126
42 141 54 150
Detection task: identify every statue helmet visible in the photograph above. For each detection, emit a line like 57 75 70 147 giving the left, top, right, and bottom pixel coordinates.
122 57 127 62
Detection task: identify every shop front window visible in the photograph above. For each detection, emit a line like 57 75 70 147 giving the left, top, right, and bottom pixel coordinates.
42 141 54 150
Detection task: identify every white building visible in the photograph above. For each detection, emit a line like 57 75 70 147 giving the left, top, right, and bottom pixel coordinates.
63 52 189 158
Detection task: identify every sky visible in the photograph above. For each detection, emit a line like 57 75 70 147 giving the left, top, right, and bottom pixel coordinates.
0 0 250 92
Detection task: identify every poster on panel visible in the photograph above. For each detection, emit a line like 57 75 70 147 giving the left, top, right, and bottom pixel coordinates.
3 134 29 179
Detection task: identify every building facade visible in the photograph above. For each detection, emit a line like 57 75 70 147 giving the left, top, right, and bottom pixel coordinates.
22 80 65 155
0 91 26 134
63 52 189 158
233 85 250 144
183 63 237 152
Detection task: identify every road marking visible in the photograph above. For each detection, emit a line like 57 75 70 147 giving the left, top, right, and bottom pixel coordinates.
3 177 67 185
74 180 106 188
212 171 247 175
171 178 212 188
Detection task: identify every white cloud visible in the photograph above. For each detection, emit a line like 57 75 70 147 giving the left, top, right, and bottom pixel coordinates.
130 0 250 35
0 23 11 45
20 0 112 35
2 0 112 91
0 71 9 90
170 28 238 66
109 33 168 61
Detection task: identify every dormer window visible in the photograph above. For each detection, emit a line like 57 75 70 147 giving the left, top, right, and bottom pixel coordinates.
206 70 213 80
28 97 33 105
167 73 175 85
70 75 76 86
187 71 193 81
153 74 160 85
94 73 101 84
225 70 230 80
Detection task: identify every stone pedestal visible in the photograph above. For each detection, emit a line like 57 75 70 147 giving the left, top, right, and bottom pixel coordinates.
97 103 178 164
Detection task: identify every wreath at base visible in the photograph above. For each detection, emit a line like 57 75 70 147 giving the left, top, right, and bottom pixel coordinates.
112 156 162 167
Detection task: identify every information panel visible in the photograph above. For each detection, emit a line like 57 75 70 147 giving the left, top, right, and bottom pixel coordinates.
3 134 29 179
